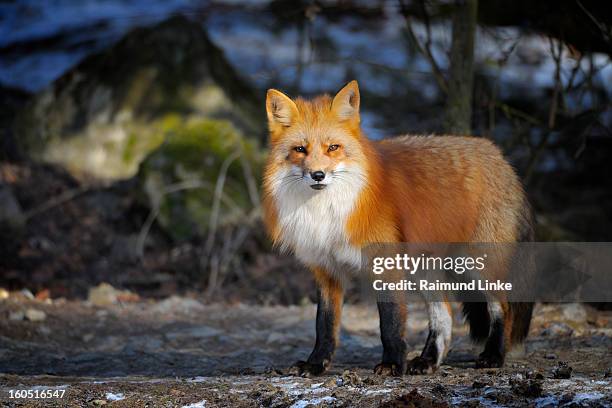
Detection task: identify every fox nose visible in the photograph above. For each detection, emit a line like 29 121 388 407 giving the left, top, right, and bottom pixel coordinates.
310 171 325 182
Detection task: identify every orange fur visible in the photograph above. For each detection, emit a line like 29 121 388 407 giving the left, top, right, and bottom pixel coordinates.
263 83 525 251
263 81 533 374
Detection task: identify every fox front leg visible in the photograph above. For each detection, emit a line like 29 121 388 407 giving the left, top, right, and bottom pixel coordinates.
290 269 343 377
407 301 452 374
374 301 408 376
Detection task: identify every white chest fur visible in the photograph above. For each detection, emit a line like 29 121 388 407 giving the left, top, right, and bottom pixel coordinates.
270 165 365 274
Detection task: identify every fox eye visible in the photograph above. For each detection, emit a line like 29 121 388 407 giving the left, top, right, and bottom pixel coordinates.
294 146 307 153
328 144 340 152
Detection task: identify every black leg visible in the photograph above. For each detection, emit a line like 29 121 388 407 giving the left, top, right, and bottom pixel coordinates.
373 301 407 376
476 303 506 368
290 271 342 377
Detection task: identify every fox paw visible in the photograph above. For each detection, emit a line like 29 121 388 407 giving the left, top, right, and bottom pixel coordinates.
373 362 404 376
288 360 328 377
406 357 437 375
475 352 505 368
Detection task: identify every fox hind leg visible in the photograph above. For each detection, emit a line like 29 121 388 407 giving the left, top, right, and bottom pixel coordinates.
407 301 453 374
475 301 506 368
474 301 534 368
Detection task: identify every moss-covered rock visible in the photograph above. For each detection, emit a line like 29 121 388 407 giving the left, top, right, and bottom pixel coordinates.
14 16 264 182
138 115 264 241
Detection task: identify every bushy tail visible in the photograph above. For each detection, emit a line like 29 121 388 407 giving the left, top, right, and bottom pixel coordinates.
463 302 491 342
510 196 535 343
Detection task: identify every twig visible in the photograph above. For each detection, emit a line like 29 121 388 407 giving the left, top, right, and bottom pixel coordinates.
202 151 241 262
576 0 612 46
24 185 90 221
495 102 541 126
239 150 260 208
547 37 563 129
524 37 564 185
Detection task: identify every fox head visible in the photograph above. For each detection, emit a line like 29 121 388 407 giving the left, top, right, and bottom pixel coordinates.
264 81 368 194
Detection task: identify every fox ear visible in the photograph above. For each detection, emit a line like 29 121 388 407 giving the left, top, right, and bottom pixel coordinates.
266 89 298 128
332 80 360 123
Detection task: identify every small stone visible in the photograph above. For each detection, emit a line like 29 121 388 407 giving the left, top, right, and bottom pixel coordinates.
323 378 337 388
20 289 35 299
88 283 137 306
151 296 205 314
551 361 573 379
561 303 587 323
544 353 557 360
9 310 25 321
25 308 46 321
91 399 107 406
35 289 50 301
541 322 573 337
0 288 9 300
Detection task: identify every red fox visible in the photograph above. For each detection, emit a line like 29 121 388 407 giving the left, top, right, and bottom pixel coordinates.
262 81 534 376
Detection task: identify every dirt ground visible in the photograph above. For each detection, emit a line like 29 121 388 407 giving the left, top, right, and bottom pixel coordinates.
0 294 610 407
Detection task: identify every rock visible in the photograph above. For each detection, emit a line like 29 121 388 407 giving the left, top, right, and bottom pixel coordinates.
14 16 263 182
25 308 46 321
91 399 107 406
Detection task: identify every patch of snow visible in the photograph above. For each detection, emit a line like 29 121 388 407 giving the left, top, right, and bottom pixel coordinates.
364 388 393 395
105 392 125 401
182 400 207 408
574 392 605 402
186 376 211 383
290 396 336 408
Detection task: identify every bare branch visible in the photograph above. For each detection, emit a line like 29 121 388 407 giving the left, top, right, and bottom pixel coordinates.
398 0 448 94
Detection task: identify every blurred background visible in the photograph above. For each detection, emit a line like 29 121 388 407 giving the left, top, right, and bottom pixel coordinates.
1 0 611 305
